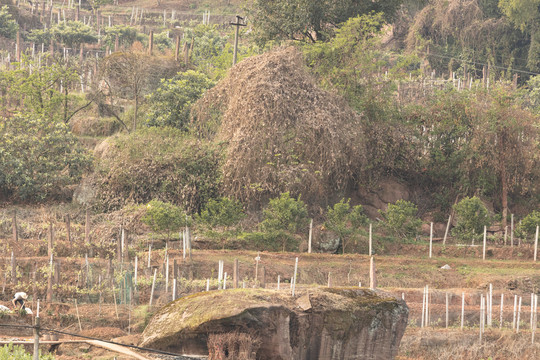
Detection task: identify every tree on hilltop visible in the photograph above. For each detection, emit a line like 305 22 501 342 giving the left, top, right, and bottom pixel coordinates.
250 0 402 45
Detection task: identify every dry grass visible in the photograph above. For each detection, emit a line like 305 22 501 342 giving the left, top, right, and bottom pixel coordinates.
398 329 540 359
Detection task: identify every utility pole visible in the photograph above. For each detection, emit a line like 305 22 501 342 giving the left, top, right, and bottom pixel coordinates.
230 15 246 66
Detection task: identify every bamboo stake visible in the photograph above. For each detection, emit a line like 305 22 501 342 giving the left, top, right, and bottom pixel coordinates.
531 293 535 331
12 210 18 242
369 256 376 289
483 226 487 261
500 293 504 329
443 215 451 246
517 296 522 333
532 295 537 344
165 256 169 292
75 299 82 331
421 286 426 329
429 222 433 258
277 275 280 290
308 219 313 253
112 285 119 319
480 295 484 343
488 283 492 327
426 285 430 327
511 214 514 247
149 268 157 307
534 226 538 262
134 256 137 287
461 292 465 330
513 294 518 329
445 292 449 328
291 257 298 296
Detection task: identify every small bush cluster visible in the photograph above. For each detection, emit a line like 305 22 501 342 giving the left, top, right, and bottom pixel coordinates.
0 344 55 360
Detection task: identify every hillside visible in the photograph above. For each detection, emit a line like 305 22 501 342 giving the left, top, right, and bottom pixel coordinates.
1 0 540 358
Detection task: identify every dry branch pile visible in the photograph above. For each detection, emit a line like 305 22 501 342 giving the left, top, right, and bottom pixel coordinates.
193 47 365 207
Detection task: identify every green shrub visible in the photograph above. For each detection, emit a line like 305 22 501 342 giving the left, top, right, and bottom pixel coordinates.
146 70 214 130
0 343 55 359
0 6 19 39
102 24 141 49
142 200 187 240
379 200 422 240
196 196 244 250
259 192 309 251
198 197 245 229
452 196 490 242
325 198 368 253
0 114 92 201
516 210 540 242
95 127 222 212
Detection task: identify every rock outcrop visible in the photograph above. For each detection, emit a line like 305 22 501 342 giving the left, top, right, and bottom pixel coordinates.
141 287 408 360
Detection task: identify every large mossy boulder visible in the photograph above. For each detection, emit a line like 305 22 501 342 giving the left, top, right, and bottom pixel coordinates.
141 287 408 360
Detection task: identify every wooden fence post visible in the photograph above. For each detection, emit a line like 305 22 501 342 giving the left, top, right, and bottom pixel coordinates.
54 261 60 285
85 209 90 244
65 214 71 243
443 215 451 246
149 268 157 307
369 256 376 290
11 251 16 284
516 296 522 333
117 229 122 263
175 36 180 62
500 293 504 329
429 222 433 258
291 257 299 296
461 292 465 330
148 30 153 55
445 292 449 328
308 219 313 253
46 255 53 302
483 226 487 261
16 30 21 62
534 226 538 262
511 214 514 248
32 263 37 301
233 258 238 289
12 210 18 242
369 223 372 256
48 222 54 258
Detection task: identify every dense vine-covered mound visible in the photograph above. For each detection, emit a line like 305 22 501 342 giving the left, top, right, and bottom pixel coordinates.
93 127 222 212
193 47 365 207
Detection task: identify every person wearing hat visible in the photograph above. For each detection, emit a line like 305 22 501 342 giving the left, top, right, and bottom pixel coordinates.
12 292 28 310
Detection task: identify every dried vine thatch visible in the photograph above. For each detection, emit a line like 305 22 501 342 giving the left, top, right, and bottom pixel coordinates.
193 47 365 208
